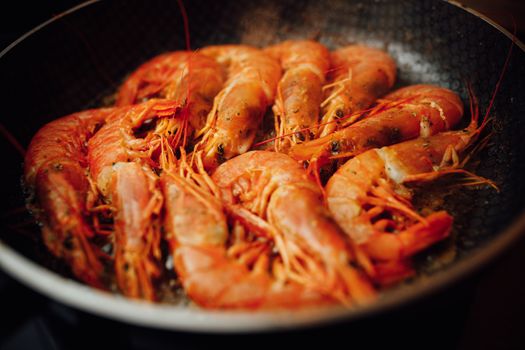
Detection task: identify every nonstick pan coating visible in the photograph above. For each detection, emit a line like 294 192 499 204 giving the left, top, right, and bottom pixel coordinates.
0 0 524 332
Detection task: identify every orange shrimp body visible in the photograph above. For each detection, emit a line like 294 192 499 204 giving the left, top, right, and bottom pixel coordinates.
24 109 114 288
161 170 329 309
264 40 330 151
326 149 454 258
87 100 179 300
212 151 375 304
197 45 281 169
318 45 397 137
325 105 486 281
290 85 464 166
116 51 224 133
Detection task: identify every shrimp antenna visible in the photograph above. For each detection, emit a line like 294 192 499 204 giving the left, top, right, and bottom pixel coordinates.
0 123 26 157
484 23 515 122
176 0 191 51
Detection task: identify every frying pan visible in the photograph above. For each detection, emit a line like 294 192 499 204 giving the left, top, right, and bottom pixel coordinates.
0 0 524 333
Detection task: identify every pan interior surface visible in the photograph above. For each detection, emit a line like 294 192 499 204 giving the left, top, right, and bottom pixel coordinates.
0 0 524 332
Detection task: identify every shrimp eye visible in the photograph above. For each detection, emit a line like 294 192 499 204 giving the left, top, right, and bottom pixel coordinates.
295 131 306 142
386 127 401 144
153 167 163 176
217 144 225 155
335 109 344 119
217 144 226 163
331 141 341 154
63 233 74 250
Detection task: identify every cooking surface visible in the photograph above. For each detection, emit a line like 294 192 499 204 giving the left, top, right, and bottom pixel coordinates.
1 0 525 348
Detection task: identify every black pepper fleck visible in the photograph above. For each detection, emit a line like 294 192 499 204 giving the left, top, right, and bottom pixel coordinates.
63 234 74 250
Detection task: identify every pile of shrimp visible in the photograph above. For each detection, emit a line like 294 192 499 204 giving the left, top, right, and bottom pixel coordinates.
24 40 497 309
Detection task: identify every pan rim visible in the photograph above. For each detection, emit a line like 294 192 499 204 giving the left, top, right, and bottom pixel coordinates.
1 208 524 333
0 0 524 333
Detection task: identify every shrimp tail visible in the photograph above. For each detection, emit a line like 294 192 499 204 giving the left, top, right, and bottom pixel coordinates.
363 211 453 261
373 259 415 286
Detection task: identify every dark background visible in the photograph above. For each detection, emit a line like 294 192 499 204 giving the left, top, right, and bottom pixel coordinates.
1 1 525 349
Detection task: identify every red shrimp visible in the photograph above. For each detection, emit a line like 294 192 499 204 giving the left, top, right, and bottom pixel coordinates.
325 91 492 283
160 160 330 309
24 108 115 287
116 51 225 134
290 85 464 175
318 45 397 137
212 151 375 305
196 45 281 169
264 40 330 151
87 100 183 300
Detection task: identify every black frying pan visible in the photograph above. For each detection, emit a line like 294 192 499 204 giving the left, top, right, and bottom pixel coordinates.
0 0 524 332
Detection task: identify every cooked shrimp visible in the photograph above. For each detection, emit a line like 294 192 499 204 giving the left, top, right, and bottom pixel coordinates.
116 51 225 134
161 161 329 309
326 93 490 283
317 45 397 137
264 40 330 151
87 100 179 300
212 151 375 305
290 85 464 173
196 45 281 169
24 108 115 288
